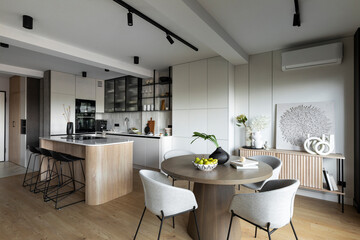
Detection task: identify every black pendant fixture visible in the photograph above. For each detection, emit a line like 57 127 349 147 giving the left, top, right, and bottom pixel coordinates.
105 69 110 72
166 33 174 45
134 56 139 64
82 71 87 77
23 15 33 29
127 11 133 26
293 0 301 27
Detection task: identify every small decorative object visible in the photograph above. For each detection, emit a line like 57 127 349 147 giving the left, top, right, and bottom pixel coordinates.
160 100 166 110
239 156 246 163
191 132 230 164
62 104 73 135
276 101 335 151
147 118 155 134
250 115 270 149
151 104 154 111
264 141 270 150
304 134 335 156
143 105 146 111
144 124 150 135
193 156 218 171
236 114 252 147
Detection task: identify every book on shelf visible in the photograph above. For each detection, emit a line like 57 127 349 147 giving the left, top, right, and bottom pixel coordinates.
323 169 333 191
329 174 339 191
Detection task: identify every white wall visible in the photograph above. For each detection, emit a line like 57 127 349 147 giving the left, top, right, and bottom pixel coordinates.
0 76 9 161
234 37 354 204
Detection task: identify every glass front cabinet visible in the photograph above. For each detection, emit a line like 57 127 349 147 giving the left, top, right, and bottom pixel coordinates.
104 76 141 113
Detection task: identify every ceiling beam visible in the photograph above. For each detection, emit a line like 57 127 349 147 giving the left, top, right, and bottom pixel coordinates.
141 0 248 65
0 63 43 78
0 23 152 78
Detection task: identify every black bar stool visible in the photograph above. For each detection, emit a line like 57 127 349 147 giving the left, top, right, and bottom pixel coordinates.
33 148 59 196
44 151 85 210
22 145 41 191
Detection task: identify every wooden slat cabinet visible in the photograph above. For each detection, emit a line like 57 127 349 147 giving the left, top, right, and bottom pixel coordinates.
239 147 346 212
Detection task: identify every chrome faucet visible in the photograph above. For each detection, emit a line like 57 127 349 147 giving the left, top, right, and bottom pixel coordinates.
124 117 129 132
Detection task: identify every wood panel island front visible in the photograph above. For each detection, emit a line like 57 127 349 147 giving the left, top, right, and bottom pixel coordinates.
39 136 133 205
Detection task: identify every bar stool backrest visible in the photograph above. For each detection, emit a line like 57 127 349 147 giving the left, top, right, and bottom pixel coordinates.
39 148 53 157
28 145 41 154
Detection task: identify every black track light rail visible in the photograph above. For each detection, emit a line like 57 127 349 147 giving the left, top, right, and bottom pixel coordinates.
113 0 198 51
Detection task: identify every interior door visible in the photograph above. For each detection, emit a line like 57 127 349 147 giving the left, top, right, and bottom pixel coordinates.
9 76 21 165
0 91 5 161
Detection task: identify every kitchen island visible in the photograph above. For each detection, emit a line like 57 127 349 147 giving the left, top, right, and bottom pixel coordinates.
39 135 133 205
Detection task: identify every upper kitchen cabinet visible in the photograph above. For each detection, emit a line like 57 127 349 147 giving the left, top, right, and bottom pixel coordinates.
207 57 229 108
104 76 141 113
104 79 115 113
51 71 75 95
189 60 207 109
95 80 104 113
75 76 96 100
173 63 189 110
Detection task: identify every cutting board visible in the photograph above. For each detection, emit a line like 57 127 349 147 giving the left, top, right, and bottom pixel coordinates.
147 117 155 134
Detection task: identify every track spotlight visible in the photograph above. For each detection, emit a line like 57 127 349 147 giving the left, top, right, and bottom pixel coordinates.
23 15 33 29
127 11 133 26
0 42 9 48
292 0 301 27
104 69 110 72
134 56 139 64
82 71 87 77
166 33 174 45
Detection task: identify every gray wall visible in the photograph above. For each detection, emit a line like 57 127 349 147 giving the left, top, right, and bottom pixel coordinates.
235 37 354 204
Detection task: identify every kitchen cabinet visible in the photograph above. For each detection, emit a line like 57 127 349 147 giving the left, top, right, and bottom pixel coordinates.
173 63 189 110
104 80 115 113
95 80 104 113
146 138 160 169
51 71 76 95
75 76 96 100
104 76 141 113
207 57 228 108
189 60 207 109
132 137 147 166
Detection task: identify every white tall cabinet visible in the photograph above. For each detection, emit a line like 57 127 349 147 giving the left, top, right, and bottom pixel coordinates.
172 56 235 154
50 71 76 135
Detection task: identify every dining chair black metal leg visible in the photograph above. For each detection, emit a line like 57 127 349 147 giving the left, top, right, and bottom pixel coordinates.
172 216 175 228
133 206 146 240
172 178 175 186
193 207 201 240
226 211 234 240
158 211 165 240
255 226 258 238
267 223 271 240
290 220 298 240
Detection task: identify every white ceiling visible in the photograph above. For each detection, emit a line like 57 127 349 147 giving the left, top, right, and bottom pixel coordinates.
197 0 360 54
0 45 125 80
0 0 360 78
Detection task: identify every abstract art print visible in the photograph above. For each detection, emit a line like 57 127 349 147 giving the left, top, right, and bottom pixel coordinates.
276 101 335 151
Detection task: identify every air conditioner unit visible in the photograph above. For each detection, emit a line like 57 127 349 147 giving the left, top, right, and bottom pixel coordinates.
281 42 343 71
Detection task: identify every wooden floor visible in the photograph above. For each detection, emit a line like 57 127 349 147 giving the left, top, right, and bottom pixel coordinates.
0 161 27 179
0 169 359 240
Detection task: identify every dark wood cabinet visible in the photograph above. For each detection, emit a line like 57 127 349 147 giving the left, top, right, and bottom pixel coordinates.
354 27 360 213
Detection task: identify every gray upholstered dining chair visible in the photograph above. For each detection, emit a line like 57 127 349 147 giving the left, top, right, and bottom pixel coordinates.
227 179 300 240
163 149 194 189
134 170 200 240
242 155 282 191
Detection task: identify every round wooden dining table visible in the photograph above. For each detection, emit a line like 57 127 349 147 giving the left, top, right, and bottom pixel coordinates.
161 155 273 240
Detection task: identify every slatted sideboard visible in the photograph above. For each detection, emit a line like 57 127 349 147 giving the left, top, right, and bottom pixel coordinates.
239 147 346 212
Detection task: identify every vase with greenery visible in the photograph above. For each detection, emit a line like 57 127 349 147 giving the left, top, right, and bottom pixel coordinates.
191 132 230 164
236 114 252 147
249 116 270 149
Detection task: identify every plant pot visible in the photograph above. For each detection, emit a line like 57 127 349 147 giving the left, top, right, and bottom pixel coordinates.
66 122 74 135
209 147 230 165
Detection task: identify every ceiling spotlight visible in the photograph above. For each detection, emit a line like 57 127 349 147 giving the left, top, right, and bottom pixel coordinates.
104 69 110 72
0 42 9 48
23 15 33 29
82 71 87 77
293 0 301 27
127 11 133 26
166 33 174 45
134 56 139 64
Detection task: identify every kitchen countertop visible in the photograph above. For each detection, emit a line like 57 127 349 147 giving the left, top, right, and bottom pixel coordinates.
40 135 133 146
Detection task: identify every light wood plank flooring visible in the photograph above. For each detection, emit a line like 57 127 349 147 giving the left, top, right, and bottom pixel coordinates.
0 161 27 179
0 169 359 240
